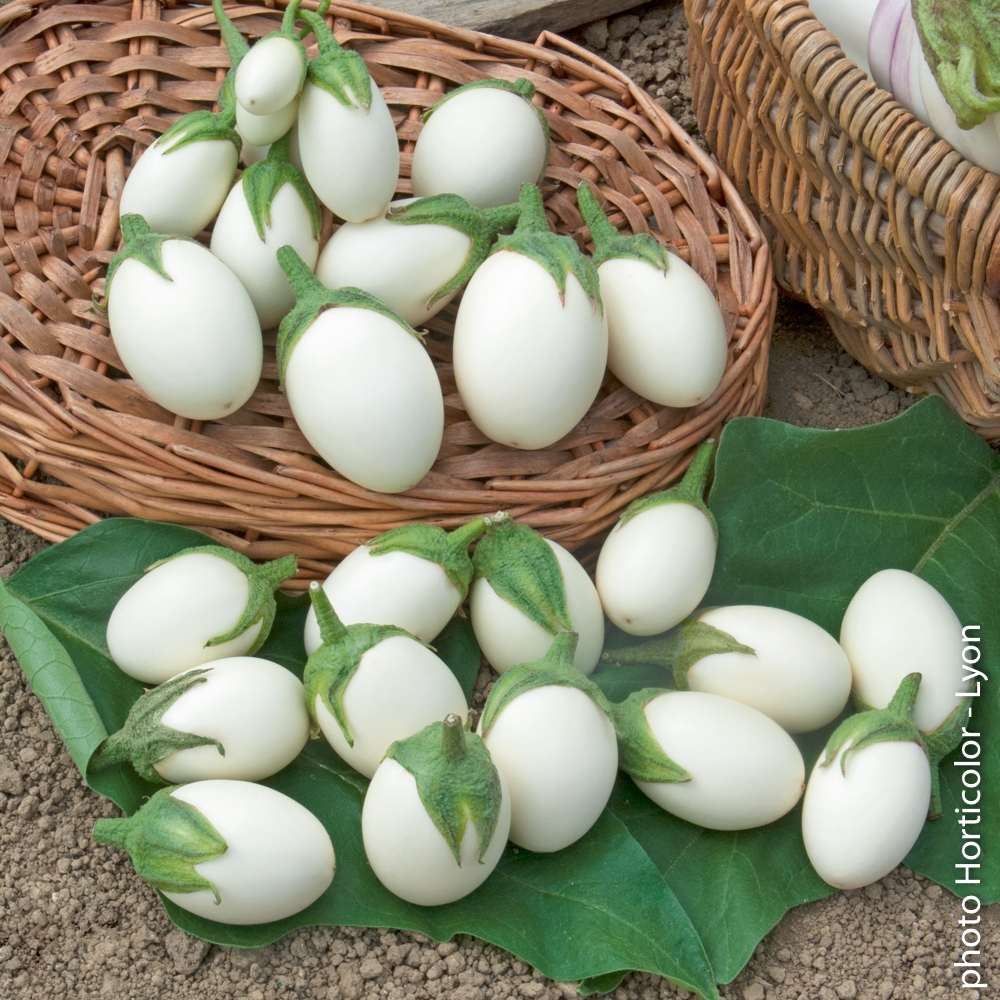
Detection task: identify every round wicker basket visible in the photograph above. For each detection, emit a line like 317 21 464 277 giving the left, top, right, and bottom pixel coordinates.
685 0 1000 439
0 0 773 586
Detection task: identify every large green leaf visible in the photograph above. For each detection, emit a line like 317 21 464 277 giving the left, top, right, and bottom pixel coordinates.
0 517 716 1000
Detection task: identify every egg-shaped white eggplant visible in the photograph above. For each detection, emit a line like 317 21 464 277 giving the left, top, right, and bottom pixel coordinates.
211 136 321 329
303 514 499 654
596 440 717 636
295 9 399 222
236 97 298 148
94 779 335 924
454 184 608 449
578 183 727 407
276 247 443 493
304 584 468 778
411 78 549 209
363 715 510 905
235 32 306 116
106 544 296 685
107 215 262 420
477 633 618 852
90 657 309 784
469 516 604 675
840 568 967 732
617 689 805 830
802 673 932 889
316 195 519 327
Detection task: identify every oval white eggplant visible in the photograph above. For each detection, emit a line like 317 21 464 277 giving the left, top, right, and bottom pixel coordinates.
108 236 262 420
454 251 608 449
235 35 304 115
313 634 468 778
119 135 237 237
689 605 853 733
411 86 547 209
470 537 604 675
634 691 805 830
297 79 399 223
236 97 298 148
107 552 262 684
840 568 966 731
211 180 319 329
598 255 727 407
801 738 931 889
478 683 617 852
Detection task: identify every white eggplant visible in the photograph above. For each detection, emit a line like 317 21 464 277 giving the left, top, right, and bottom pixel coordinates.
107 215 262 420
316 195 520 327
106 544 296 685
477 634 618 853
363 715 510 905
470 516 604 675
304 584 467 779
90 657 309 784
303 514 498 654
94 780 335 924
236 98 298 148
596 440 717 636
235 34 306 116
411 78 549 209
276 247 443 493
295 9 399 222
454 184 608 449
211 136 321 329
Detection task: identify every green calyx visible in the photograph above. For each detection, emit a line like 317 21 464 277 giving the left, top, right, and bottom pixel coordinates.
303 582 415 743
386 195 520 306
299 9 372 111
146 545 297 654
423 78 551 181
242 133 322 241
921 697 971 820
212 0 249 119
599 615 756 690
275 246 421 384
491 184 603 313
89 669 224 785
104 214 199 303
577 180 670 272
92 787 227 902
368 511 506 602
617 440 718 536
387 713 502 865
157 107 242 159
479 632 610 735
913 0 1000 129
610 689 691 785
472 516 571 636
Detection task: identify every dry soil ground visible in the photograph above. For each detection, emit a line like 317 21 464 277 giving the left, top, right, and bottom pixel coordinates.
0 3 997 999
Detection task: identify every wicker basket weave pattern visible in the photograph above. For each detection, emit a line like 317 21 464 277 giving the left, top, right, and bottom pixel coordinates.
686 0 1000 437
0 0 773 585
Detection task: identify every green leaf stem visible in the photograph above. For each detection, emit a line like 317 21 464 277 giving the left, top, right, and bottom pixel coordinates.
577 180 671 271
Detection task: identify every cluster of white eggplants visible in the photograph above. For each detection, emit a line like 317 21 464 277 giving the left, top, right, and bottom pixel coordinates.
92 440 972 922
106 0 728 493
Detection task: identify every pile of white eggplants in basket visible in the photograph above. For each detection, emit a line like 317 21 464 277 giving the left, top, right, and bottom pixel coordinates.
104 0 731 496
92 435 973 925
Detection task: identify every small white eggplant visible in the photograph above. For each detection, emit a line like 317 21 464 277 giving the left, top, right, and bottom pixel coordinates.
211 135 321 329
596 440 717 636
236 97 299 148
106 545 297 685
616 689 805 830
107 215 263 420
304 583 467 778
93 779 335 924
296 9 399 222
411 78 549 210
235 29 306 116
276 247 443 493
453 184 608 449
802 673 932 889
477 633 618 852
90 657 309 784
469 515 604 675
578 183 727 407
316 194 520 327
303 513 501 654
363 715 510 905
839 568 967 732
